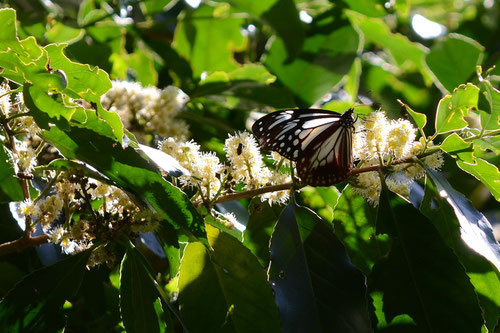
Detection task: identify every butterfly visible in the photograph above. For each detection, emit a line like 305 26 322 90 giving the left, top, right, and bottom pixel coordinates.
252 108 355 186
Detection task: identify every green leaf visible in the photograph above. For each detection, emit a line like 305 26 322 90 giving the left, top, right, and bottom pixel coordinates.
343 0 386 17
478 79 500 131
221 0 304 59
0 249 92 332
299 185 340 222
120 247 161 333
43 44 123 142
242 198 283 267
457 158 500 202
194 65 295 108
421 178 500 332
435 83 479 134
440 132 475 163
265 22 359 106
473 137 500 155
178 225 281 332
268 201 372 332
400 102 427 131
424 167 500 271
346 10 428 72
25 87 206 244
44 21 85 44
369 187 484 332
174 4 246 78
426 34 484 93
0 145 23 202
332 186 389 275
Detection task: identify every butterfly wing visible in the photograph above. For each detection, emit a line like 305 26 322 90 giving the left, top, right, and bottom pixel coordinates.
252 108 354 186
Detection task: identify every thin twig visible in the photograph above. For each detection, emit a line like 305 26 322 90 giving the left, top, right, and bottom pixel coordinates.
0 234 49 257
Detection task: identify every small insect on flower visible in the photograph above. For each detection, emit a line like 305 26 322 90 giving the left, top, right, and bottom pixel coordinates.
252 108 356 186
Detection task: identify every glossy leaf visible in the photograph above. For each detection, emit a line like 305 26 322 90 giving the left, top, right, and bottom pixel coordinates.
332 186 389 275
421 178 500 332
424 167 500 271
0 249 92 332
178 225 281 332
435 83 479 134
120 246 161 333
426 34 484 93
369 188 484 332
440 132 475 163
269 201 372 332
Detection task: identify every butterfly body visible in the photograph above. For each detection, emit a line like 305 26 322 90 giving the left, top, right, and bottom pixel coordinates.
252 108 355 186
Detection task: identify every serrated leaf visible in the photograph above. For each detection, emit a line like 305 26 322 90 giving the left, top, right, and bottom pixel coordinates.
400 103 427 130
426 34 484 93
478 79 500 131
369 188 484 332
424 167 500 270
421 178 500 332
25 86 206 244
0 249 92 332
178 225 281 332
440 132 474 163
120 247 160 333
332 186 389 275
435 83 479 134
269 201 372 332
456 158 500 202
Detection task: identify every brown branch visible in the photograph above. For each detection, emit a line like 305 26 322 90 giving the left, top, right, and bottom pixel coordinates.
214 152 438 203
0 234 49 257
214 183 293 203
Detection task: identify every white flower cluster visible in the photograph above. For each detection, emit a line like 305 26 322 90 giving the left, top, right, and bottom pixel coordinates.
352 111 443 206
160 132 291 205
17 175 160 263
101 80 189 140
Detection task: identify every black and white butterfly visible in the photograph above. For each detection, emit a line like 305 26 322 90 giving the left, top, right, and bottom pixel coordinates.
252 108 355 186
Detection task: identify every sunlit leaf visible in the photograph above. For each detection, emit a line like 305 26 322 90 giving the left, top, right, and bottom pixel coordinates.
440 132 474 163
456 158 500 202
435 83 478 134
426 34 484 93
424 167 500 270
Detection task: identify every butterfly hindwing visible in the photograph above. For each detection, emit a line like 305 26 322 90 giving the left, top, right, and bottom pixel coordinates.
252 108 355 186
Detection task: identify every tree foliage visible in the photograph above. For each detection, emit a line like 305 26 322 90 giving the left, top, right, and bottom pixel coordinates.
0 0 499 332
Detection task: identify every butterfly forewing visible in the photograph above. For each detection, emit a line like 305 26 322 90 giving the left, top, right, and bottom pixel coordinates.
252 108 355 186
